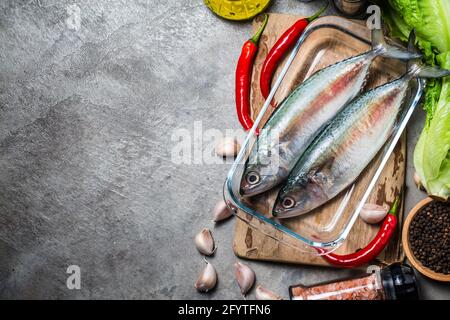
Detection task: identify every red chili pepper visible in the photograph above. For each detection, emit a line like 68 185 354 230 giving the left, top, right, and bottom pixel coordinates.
318 194 401 268
259 4 327 106
235 14 268 132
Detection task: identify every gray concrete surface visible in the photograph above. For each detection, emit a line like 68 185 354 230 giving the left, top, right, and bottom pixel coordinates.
0 0 448 300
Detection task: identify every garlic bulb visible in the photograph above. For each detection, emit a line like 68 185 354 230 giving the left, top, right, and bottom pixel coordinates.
234 262 255 296
215 137 240 157
195 228 215 255
213 200 233 222
360 203 389 224
195 260 217 293
255 285 283 300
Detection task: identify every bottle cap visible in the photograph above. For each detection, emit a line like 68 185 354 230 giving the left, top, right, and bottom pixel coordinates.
381 263 419 300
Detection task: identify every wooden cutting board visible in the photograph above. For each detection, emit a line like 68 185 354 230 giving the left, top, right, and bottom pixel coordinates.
233 14 406 267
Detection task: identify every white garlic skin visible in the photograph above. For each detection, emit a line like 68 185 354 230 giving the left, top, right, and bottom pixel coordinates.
413 172 424 190
360 203 389 224
255 285 283 300
213 200 233 222
234 262 255 296
194 228 215 255
215 137 240 157
195 261 217 293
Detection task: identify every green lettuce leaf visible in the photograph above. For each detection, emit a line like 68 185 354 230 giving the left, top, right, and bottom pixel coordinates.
376 0 450 200
387 0 450 53
421 53 450 199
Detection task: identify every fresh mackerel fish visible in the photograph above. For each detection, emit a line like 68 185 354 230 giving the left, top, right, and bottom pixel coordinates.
240 29 419 197
273 62 450 219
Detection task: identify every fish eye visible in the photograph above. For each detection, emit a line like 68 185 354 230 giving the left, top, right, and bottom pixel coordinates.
282 196 295 209
246 172 260 185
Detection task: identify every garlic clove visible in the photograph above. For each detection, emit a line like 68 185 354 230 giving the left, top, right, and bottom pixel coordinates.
215 137 240 158
195 260 217 293
213 200 233 223
234 262 255 296
195 228 215 256
360 203 389 224
413 172 424 190
255 285 283 300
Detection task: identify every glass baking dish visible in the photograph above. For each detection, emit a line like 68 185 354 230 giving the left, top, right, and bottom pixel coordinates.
224 16 424 254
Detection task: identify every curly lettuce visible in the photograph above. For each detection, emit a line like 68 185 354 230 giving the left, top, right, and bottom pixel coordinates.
375 0 450 200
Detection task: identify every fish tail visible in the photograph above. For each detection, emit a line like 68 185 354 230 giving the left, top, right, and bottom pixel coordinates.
406 30 450 79
371 28 421 60
406 29 421 70
411 65 450 79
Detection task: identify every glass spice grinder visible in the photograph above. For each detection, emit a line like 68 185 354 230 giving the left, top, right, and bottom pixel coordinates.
290 263 419 300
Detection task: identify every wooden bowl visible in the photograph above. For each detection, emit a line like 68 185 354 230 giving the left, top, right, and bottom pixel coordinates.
402 197 450 282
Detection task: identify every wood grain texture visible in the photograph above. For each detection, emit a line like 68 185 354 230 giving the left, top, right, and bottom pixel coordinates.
233 14 406 267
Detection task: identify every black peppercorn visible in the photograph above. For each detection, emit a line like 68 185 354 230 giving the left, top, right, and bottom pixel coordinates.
409 201 450 275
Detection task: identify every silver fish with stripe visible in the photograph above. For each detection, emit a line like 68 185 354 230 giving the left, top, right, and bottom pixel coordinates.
240 29 419 197
273 59 450 218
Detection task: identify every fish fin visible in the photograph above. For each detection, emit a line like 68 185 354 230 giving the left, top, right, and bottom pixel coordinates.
372 28 421 60
404 29 450 78
406 29 421 69
407 29 418 54
308 157 335 187
406 29 424 73
317 156 335 172
310 172 330 188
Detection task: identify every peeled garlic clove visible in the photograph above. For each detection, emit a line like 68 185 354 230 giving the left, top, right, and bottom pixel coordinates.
195 228 215 255
213 200 233 222
413 172 424 190
215 137 240 157
255 285 283 300
234 262 255 296
360 203 389 224
195 260 217 293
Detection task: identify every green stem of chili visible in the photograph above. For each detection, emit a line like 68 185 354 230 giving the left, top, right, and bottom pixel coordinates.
388 194 401 216
307 3 329 23
250 14 269 45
